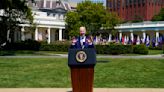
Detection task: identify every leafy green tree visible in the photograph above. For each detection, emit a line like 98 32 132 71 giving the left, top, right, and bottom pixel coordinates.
65 11 81 36
131 14 143 23
65 1 121 36
0 0 33 45
152 8 164 21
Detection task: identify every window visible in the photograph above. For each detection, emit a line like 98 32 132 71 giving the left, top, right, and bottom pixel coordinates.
46 1 50 8
129 0 132 5
126 0 129 6
55 14 59 19
53 14 56 17
47 12 50 16
134 0 137 4
60 14 64 20
117 0 120 8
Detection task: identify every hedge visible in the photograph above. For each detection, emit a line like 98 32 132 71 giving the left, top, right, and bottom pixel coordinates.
133 45 149 55
149 46 163 50
95 45 133 55
40 44 69 52
3 40 41 51
163 45 164 54
39 44 134 55
40 44 148 55
2 40 149 55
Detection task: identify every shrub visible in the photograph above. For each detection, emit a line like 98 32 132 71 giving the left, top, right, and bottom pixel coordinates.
133 45 149 55
4 40 41 51
1 41 150 55
40 44 69 52
50 41 71 45
40 41 71 45
162 45 164 54
40 44 133 55
149 46 162 50
96 45 133 55
0 51 13 56
0 47 2 51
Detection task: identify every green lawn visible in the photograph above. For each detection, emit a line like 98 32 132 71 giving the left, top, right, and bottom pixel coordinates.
0 58 164 88
149 50 163 55
120 50 163 56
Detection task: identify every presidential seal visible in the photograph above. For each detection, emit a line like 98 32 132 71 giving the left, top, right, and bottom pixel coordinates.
76 51 87 63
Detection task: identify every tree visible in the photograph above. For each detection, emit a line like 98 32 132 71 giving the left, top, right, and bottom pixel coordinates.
65 11 81 36
65 1 121 36
152 8 164 21
0 0 33 45
131 14 143 23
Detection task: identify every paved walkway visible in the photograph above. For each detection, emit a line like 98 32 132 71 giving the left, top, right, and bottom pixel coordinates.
0 88 163 92
0 54 164 59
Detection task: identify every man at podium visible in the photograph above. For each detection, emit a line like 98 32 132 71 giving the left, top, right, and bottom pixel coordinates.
68 26 96 92
70 26 94 49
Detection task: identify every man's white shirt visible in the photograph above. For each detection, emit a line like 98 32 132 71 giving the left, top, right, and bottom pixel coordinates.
80 36 86 47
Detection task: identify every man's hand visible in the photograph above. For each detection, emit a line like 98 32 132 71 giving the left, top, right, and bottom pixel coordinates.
87 38 93 45
71 37 77 45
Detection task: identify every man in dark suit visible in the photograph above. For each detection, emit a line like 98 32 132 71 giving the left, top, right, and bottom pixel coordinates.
70 26 94 49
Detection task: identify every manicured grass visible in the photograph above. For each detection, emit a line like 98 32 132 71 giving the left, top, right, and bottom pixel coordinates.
0 58 163 88
121 50 163 56
148 50 163 55
0 58 70 88
95 58 164 88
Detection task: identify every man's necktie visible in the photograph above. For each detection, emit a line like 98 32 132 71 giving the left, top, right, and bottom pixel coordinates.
81 37 84 49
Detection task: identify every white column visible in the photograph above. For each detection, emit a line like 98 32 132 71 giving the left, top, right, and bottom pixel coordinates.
130 31 134 43
119 32 122 42
124 35 127 45
21 27 25 41
59 28 62 41
43 0 46 8
35 27 38 41
136 35 140 45
155 31 159 46
108 34 112 42
47 27 51 44
142 31 146 43
50 0 53 8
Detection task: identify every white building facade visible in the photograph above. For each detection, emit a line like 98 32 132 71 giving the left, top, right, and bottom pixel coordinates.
14 0 72 44
3 0 164 46
115 21 164 46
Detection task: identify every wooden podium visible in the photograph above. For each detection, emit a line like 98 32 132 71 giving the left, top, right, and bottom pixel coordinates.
68 48 96 92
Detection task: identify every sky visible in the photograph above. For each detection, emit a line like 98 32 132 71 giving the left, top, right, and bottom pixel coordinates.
70 0 106 6
71 0 105 3
71 0 83 3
